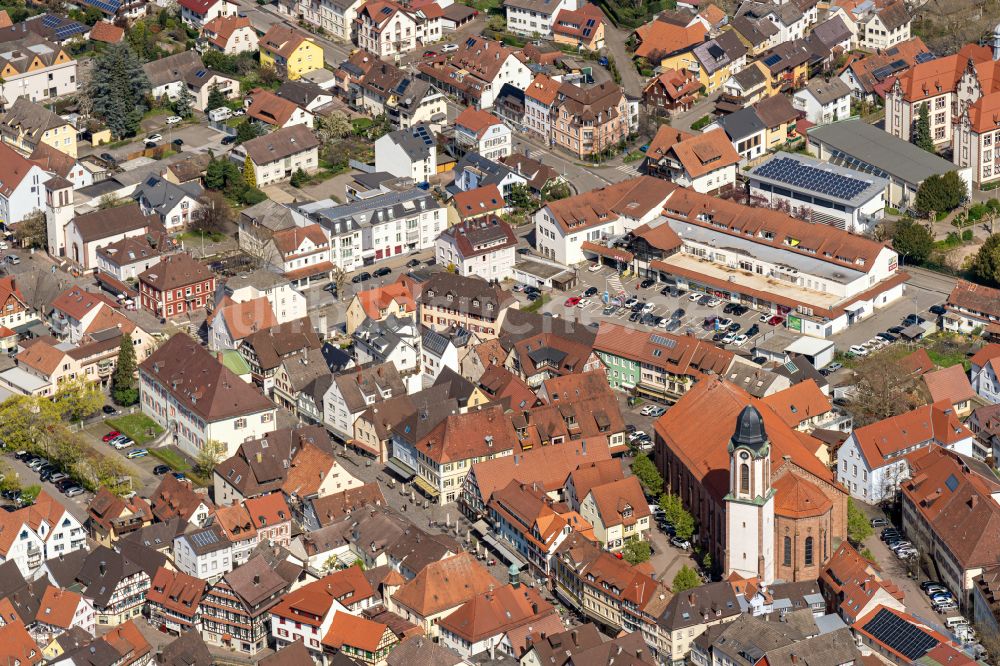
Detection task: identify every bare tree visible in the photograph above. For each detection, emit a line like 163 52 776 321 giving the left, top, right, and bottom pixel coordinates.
849 349 927 426
192 192 233 236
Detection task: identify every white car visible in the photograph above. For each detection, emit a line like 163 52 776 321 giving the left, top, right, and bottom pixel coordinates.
688 292 703 302
165 116 182 125
577 298 591 308
146 133 163 143
849 345 868 356
441 43 458 52
722 332 738 344
588 263 602 272
734 334 749 347
706 297 722 307
233 108 245 116
642 302 655 313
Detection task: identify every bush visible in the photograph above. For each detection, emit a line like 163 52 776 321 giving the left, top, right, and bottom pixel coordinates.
691 114 713 131
963 229 973 241
623 540 651 564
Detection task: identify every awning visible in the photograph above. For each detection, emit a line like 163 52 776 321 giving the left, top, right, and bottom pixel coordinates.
412 475 440 498
385 457 415 480
472 519 490 537
900 324 925 339
581 241 634 263
483 534 527 567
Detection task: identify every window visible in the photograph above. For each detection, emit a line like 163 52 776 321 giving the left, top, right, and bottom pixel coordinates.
739 463 750 494
783 536 791 566
804 536 814 565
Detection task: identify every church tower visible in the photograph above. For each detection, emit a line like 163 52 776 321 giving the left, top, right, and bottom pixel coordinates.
724 405 776 584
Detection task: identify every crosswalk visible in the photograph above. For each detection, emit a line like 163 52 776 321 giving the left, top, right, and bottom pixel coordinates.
612 163 643 177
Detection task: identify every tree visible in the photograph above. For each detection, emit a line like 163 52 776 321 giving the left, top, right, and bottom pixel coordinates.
672 565 701 593
913 102 934 153
542 180 572 202
892 218 934 265
330 265 348 299
87 42 150 138
315 112 352 148
973 234 1000 287
111 333 138 406
236 120 263 145
195 439 226 477
244 154 257 189
915 171 967 215
53 378 104 422
192 192 233 236
98 194 127 210
507 183 535 212
847 498 874 544
849 349 924 426
623 539 651 564
206 83 228 112
126 19 161 61
659 492 695 540
289 168 307 188
173 84 193 119
14 209 46 249
20 484 41 506
630 453 663 496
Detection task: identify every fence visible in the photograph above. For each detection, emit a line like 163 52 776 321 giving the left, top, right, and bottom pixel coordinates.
349 159 376 173
209 120 238 136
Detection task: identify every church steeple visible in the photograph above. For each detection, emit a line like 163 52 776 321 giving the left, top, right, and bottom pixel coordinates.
725 404 776 584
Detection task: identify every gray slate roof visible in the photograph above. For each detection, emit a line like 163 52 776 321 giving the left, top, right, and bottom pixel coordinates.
716 106 766 141
131 176 203 217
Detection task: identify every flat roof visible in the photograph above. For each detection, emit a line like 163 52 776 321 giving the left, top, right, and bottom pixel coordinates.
0 367 50 393
666 218 865 286
785 335 835 355
807 119 961 186
750 153 888 208
515 258 571 280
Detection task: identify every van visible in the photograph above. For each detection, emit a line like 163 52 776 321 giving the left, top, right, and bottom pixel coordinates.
946 616 970 629
209 107 233 122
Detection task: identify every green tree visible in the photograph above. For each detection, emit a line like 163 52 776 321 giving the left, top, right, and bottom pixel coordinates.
235 120 263 145
14 209 46 249
88 42 149 138
206 83 228 112
20 484 41 506
915 171 967 215
630 453 663 496
290 168 307 188
623 539 651 564
847 498 874 544
315 111 352 148
173 84 193 119
53 378 104 422
542 180 572 202
672 565 701 593
914 102 934 152
111 333 138 406
659 492 696 540
973 233 1000 287
244 154 257 188
507 183 535 212
195 439 226 477
892 218 934 264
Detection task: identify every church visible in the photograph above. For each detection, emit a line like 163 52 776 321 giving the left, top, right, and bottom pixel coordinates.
654 377 848 583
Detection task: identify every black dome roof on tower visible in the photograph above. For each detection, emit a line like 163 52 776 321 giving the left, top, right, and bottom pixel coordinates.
731 405 768 451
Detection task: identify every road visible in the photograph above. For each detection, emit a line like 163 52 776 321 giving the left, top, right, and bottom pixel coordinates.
603 24 644 98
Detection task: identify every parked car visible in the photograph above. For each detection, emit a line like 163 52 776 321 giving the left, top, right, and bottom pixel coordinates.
733 334 749 347
602 305 618 316
688 292 704 302
49 472 68 484
706 297 722 307
113 438 135 450
903 314 926 326
849 345 868 357
588 263 602 272
102 405 118 415
584 286 599 297
929 304 947 316
870 517 889 528
647 406 666 417
146 133 162 143
920 580 947 591
221 135 237 145
565 296 581 307
102 431 121 442
639 278 656 289
372 266 391 278
54 478 75 492
716 318 733 329
126 448 148 459
406 258 421 268
351 272 372 283
577 298 591 308
153 464 171 475
877 332 898 343
441 43 458 52
6 255 19 265
165 116 182 125
666 320 681 332
670 536 691 550
172 138 184 147
671 308 685 319
746 324 760 338
64 486 85 498
99 152 117 165
172 472 187 481
826 362 843 372
766 315 785 326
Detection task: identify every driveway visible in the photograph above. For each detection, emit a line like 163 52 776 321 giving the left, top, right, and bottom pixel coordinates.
603 25 644 98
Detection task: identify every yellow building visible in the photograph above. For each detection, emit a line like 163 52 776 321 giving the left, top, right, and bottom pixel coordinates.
0 97 77 157
259 24 323 80
661 30 748 95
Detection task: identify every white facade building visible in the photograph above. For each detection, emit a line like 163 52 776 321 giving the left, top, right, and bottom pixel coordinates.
436 217 518 281
793 78 852 126
374 124 437 182
504 0 577 37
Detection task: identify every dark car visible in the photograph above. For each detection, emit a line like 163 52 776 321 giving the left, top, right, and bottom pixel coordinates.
751 356 767 364
723 303 739 314
903 313 926 326
628 311 641 322
712 332 725 342
145 141 157 149
351 272 372 283
172 472 187 481
888 325 905 334
746 324 760 338
526 292 540 302
671 308 685 319
221 135 237 145
54 478 74 492
631 302 644 313
102 405 118 415
153 465 171 475
323 283 337 295
372 266 392 278
877 332 898 342
929 304 947 316
99 152 118 165
406 258 421 268
584 286 599 297
639 278 656 289
172 138 184 147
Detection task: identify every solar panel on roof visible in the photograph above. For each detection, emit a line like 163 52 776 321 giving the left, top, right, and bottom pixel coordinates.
191 529 220 547
763 54 781 66
650 334 677 349
583 28 591 36
41 14 60 27
755 157 871 202
914 52 935 64
585 18 595 26
861 608 938 660
945 473 958 491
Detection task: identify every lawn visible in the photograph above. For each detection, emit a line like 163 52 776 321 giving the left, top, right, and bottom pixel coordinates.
106 413 164 446
149 447 210 488
924 335 972 371
177 229 225 243
523 294 549 313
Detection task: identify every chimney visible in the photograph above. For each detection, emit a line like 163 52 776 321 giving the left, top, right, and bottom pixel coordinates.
636 649 643 660
99 561 107 576
256 452 262 463
253 575 260 585
571 629 578 645
791 654 798 664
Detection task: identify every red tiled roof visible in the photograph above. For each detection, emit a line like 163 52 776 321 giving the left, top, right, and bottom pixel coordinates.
322 612 391 652
177 0 221 15
923 364 976 405
453 185 506 220
634 20 706 60
146 567 206 622
761 379 831 428
390 553 498 617
850 403 972 467
37 586 83 630
89 20 124 43
454 107 503 139
438 584 556 643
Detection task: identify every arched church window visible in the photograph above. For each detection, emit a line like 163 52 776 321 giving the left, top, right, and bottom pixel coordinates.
740 463 750 494
804 537 814 566
783 536 791 566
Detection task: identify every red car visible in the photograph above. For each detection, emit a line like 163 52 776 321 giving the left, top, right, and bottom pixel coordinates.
767 315 785 326
102 430 120 442
564 296 581 307
423 50 436 57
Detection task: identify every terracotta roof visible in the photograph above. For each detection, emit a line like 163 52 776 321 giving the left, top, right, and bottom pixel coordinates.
923 364 976 405
761 379 831 428
89 20 124 43
101 619 151 665
899 348 934 376
438 583 555 643
309 482 387 526
594 322 734 379
390 552 498 617
203 14 252 48
700 2 726 24
948 278 1000 319
211 296 278 340
323 612 391 652
568 459 624 502
841 37 929 96
634 19 706 60
272 567 376 626
489 481 595 551
643 67 701 103
139 252 212 291
281 441 337 498
552 3 606 41
16 339 66 377
453 184 506 220
545 175 674 234
656 377 834 502
851 403 972 467
648 125 740 179
418 404 518 464
260 24 312 59
246 89 305 128
146 567 205 621
894 44 992 103
140 333 274 422
149 475 213 524
454 107 504 139
355 282 417 321
36 585 83 630
524 73 562 105
50 286 118 322
270 223 328 258
0 619 40 665
244 493 291 530
0 10 9 28
971 343 1000 368
476 364 537 410
754 94 799 127
773 473 832 518
586 475 649 527
177 0 221 14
